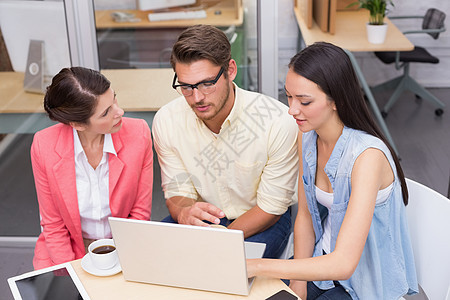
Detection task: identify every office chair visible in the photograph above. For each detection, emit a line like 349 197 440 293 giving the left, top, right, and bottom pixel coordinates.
399 179 450 300
372 8 446 117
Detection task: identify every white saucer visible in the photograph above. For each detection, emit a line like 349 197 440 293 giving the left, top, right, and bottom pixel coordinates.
81 254 122 277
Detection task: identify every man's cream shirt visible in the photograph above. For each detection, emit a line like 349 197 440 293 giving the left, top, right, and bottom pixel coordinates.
153 84 299 219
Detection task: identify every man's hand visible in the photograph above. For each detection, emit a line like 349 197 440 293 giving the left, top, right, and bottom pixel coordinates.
178 202 225 226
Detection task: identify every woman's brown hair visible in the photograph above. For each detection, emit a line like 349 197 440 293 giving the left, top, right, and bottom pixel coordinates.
44 67 110 125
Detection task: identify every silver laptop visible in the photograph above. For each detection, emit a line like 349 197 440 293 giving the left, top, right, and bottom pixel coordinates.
108 217 266 296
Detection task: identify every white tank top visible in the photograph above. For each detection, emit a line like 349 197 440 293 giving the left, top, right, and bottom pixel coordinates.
316 182 394 254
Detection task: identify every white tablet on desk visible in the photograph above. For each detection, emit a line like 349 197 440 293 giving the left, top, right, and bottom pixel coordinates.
8 262 91 300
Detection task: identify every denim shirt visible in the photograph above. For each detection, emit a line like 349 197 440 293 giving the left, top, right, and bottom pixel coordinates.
302 127 418 300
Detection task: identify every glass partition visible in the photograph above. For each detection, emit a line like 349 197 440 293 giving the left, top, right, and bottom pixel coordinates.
0 0 274 239
92 0 257 91
0 0 71 238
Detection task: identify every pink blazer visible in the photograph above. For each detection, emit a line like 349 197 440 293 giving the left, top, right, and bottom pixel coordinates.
31 117 153 269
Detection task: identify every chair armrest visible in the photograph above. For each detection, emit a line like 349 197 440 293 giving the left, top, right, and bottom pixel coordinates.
389 15 424 20
403 27 446 35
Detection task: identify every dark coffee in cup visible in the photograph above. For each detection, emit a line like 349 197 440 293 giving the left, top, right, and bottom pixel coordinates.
92 245 116 254
88 239 118 269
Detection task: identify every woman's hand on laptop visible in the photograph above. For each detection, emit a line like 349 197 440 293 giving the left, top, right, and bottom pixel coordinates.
246 259 259 278
178 202 225 227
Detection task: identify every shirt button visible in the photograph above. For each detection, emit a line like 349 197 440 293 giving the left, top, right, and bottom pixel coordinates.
345 289 349 293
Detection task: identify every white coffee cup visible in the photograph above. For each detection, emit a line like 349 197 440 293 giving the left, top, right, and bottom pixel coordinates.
88 238 118 270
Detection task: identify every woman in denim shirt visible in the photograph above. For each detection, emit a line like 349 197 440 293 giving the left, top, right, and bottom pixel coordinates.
246 42 418 299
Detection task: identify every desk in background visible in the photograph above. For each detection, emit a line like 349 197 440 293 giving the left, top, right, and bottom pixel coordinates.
94 0 247 87
95 0 243 29
0 69 178 134
95 0 249 88
71 259 298 299
293 8 414 153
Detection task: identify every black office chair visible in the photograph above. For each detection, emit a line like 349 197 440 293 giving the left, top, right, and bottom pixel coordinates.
372 8 446 117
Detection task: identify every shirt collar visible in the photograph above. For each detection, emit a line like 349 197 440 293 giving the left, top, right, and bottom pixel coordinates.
324 126 350 181
222 83 241 126
73 128 117 157
103 133 117 156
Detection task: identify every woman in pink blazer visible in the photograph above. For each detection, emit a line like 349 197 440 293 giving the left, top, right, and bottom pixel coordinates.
31 67 153 269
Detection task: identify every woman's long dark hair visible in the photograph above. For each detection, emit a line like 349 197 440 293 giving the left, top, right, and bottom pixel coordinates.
289 42 408 205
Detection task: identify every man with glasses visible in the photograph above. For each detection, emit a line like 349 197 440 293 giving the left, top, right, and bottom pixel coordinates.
152 25 298 258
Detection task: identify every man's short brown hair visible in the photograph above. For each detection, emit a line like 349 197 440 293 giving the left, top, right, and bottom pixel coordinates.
170 25 231 74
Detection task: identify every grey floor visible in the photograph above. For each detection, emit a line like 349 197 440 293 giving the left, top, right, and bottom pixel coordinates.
1 88 449 299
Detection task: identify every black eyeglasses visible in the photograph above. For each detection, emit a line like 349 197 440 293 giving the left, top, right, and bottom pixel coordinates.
172 67 225 97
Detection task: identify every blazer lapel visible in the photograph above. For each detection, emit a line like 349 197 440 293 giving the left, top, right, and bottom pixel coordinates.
53 127 81 234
